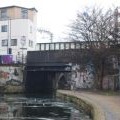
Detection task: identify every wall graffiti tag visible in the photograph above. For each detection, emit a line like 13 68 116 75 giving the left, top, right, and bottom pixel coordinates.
0 71 9 79
0 66 23 93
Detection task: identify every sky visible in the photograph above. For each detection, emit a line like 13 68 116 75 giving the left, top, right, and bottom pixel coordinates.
0 0 120 42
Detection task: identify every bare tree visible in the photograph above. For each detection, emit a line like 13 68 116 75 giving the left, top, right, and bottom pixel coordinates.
69 7 116 43
68 7 119 89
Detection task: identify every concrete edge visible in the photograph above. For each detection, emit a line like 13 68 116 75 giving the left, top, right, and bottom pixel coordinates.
57 90 106 120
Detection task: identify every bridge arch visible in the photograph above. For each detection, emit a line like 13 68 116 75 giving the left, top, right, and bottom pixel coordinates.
56 73 69 90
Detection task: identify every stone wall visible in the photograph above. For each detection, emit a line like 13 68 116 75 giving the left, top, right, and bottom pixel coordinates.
0 65 24 93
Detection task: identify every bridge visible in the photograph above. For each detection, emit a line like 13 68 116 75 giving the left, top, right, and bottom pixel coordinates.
25 41 119 94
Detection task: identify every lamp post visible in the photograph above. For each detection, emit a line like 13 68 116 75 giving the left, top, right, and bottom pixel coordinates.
20 36 26 64
7 17 12 54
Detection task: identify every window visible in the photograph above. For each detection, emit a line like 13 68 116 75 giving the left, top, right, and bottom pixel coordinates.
21 36 26 46
2 39 8 46
11 39 17 46
21 8 28 19
0 9 7 19
29 40 33 47
1 25 7 32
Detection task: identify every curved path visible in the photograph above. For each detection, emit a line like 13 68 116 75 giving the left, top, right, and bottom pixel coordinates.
58 90 120 120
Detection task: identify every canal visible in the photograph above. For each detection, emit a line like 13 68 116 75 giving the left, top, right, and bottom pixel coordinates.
0 94 92 120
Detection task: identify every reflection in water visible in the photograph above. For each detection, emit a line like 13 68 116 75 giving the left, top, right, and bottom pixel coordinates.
0 94 92 120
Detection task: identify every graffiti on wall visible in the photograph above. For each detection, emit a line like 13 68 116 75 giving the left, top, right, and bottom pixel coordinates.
0 71 9 79
0 66 23 93
71 63 94 90
102 55 120 90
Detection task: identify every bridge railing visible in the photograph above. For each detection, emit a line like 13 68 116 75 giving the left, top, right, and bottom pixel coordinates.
36 41 119 51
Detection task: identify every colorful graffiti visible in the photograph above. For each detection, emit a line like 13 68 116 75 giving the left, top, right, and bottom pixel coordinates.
0 71 9 79
0 66 23 93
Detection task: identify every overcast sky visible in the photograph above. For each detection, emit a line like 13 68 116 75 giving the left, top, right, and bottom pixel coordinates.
0 0 120 41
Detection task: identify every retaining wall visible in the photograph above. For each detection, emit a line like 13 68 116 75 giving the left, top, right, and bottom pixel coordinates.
57 90 105 120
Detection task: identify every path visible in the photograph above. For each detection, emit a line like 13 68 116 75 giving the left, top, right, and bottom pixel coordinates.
58 90 120 120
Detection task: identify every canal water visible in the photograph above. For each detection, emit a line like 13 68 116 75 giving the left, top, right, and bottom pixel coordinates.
0 94 92 120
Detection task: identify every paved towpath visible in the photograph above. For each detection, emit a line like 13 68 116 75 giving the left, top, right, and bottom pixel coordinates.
58 90 120 120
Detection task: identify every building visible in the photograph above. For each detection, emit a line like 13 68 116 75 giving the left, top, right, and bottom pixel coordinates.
0 6 37 63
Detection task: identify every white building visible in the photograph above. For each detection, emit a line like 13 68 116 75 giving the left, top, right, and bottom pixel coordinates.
0 6 37 63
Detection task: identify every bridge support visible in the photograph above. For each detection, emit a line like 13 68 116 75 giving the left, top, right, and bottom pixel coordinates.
25 71 56 94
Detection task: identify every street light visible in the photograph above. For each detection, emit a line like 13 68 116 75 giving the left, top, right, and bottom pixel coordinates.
7 17 12 54
20 36 26 64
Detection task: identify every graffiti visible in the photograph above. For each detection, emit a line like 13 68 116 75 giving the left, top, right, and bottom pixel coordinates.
6 79 23 86
0 66 23 93
71 63 94 89
0 67 23 83
0 71 9 79
14 68 19 76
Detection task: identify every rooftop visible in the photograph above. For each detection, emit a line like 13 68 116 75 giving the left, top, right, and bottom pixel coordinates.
0 5 38 12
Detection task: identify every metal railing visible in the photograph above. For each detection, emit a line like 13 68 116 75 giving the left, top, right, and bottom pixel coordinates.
36 40 120 51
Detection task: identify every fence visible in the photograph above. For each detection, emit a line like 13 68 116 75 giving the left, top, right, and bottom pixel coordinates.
0 54 27 65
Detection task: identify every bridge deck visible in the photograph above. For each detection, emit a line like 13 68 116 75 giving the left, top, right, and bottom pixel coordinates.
25 69 71 72
25 63 72 72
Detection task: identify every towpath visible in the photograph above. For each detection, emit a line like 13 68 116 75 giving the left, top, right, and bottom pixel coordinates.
58 90 120 120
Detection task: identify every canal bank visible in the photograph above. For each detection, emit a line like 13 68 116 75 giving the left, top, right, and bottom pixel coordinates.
57 90 120 120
